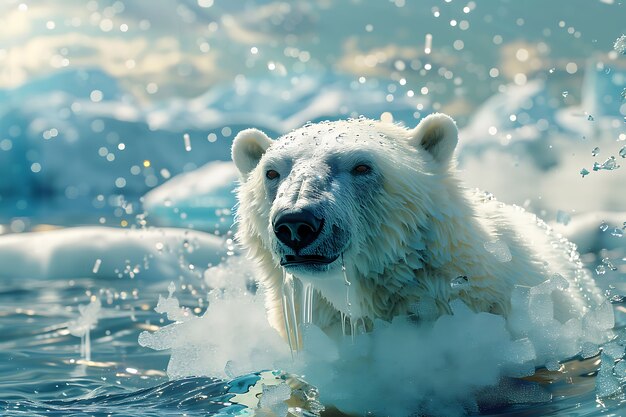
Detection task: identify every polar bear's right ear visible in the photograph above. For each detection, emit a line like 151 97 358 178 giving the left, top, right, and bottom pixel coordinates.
232 128 273 175
408 113 458 164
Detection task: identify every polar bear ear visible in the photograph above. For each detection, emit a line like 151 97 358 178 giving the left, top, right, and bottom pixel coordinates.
232 128 273 175
409 113 458 164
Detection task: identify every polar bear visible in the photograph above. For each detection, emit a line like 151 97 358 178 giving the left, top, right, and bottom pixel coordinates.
231 114 606 342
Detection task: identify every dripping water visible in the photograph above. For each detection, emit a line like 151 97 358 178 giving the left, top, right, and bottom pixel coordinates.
302 282 313 325
281 270 300 355
341 254 355 342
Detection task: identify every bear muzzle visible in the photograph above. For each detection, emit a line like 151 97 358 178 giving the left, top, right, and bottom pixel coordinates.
273 209 324 251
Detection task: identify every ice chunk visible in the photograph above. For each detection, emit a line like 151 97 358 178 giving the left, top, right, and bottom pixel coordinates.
483 239 512 262
258 383 292 417
530 274 569 295
592 146 600 156
614 360 626 378
602 341 625 359
596 353 621 397
544 359 561 371
0 227 226 281
581 342 600 359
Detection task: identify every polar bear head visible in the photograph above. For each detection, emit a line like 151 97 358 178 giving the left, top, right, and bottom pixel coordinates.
232 114 463 325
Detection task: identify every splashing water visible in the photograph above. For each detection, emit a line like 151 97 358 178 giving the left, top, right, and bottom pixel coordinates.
154 282 193 322
614 34 626 54
593 156 621 171
602 257 618 271
67 297 101 362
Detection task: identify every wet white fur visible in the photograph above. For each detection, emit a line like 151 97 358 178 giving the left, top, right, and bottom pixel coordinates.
232 114 604 339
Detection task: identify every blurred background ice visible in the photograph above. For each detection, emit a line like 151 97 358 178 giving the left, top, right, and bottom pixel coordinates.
0 0 624 238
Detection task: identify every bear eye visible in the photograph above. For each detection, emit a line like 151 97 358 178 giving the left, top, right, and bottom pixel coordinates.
352 164 371 175
266 169 280 180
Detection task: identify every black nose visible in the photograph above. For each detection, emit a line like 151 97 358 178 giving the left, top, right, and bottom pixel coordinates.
273 210 323 251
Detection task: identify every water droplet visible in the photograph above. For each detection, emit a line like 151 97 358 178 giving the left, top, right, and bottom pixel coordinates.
587 114 595 121
610 295 626 304
593 156 620 171
580 168 590 177
92 259 102 274
595 265 606 275
600 222 609 232
592 147 600 156
450 275 469 289
549 68 556 74
602 257 618 271
619 146 626 158
613 34 626 55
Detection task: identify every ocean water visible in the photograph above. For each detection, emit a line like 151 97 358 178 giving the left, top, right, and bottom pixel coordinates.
0 249 625 417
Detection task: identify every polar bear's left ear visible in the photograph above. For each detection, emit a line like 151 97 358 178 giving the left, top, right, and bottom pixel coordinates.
409 113 458 164
232 128 273 175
